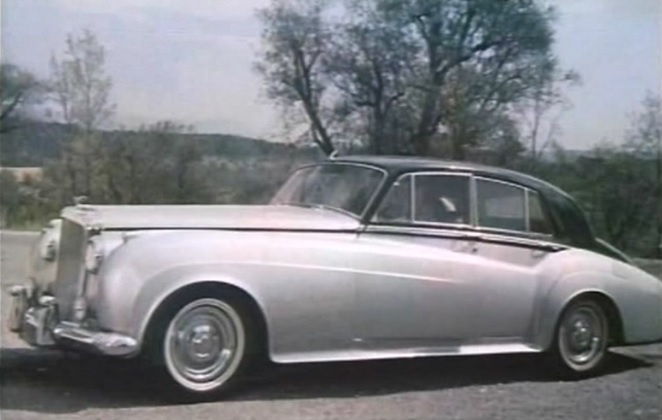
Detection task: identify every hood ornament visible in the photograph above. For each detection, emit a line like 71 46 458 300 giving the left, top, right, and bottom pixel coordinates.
74 196 88 206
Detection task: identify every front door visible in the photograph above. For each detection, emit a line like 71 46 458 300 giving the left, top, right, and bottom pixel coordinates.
354 172 478 347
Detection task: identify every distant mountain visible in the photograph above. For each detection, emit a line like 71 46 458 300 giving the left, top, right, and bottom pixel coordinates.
1 122 74 166
0 122 316 167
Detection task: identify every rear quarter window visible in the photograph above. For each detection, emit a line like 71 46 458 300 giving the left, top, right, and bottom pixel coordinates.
476 179 526 232
476 178 555 236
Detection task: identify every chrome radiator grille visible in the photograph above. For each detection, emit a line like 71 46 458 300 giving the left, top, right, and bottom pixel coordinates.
52 219 87 321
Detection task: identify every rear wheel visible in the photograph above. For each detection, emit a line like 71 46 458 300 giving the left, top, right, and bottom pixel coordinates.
547 299 610 378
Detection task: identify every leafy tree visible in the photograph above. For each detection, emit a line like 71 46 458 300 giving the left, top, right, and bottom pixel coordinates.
90 121 209 204
532 94 662 257
399 0 558 156
0 63 43 133
321 0 418 154
257 0 567 158
136 121 207 204
624 93 662 257
571 149 656 253
0 170 20 226
0 170 56 228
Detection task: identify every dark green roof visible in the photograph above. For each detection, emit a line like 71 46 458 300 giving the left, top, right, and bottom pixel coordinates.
334 155 568 197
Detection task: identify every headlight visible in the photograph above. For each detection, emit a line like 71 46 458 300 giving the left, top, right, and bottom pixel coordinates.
82 233 125 309
85 238 104 274
38 219 62 262
40 239 57 261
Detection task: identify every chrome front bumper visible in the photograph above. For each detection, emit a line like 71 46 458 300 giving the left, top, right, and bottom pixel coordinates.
8 285 138 357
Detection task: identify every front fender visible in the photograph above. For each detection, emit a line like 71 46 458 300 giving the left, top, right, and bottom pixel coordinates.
92 231 268 347
130 264 267 347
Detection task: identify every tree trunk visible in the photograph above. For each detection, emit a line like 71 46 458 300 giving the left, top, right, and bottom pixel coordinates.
411 86 444 156
450 136 465 160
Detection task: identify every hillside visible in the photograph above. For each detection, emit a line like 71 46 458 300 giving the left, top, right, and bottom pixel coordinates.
0 122 316 167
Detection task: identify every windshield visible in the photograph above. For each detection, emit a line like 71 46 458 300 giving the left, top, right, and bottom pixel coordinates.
271 163 385 218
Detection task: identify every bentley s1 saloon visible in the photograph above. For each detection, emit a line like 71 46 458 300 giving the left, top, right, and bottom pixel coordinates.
7 156 662 397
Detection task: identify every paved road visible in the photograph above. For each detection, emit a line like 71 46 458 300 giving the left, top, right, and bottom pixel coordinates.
1 231 661 420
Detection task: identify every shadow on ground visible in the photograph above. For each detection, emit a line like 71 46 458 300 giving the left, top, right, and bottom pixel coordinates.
0 347 652 414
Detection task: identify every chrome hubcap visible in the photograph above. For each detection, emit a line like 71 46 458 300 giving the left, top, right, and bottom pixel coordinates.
561 305 605 365
164 299 245 391
570 319 593 350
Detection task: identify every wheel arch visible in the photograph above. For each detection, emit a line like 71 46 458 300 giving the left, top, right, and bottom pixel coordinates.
139 280 270 360
560 291 624 345
537 288 625 350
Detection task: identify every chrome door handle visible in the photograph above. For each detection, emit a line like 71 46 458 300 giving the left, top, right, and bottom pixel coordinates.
459 232 484 241
531 249 546 258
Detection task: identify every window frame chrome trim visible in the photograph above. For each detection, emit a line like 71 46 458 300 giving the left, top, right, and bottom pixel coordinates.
370 171 556 241
473 176 553 237
272 161 389 221
525 189 531 232
410 171 473 225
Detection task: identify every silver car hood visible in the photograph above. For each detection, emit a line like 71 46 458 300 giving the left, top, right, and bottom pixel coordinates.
61 204 361 231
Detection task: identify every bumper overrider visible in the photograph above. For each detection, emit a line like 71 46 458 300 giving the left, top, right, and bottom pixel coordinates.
7 284 138 357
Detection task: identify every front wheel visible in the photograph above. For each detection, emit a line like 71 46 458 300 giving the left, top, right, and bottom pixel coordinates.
547 299 610 378
156 295 253 397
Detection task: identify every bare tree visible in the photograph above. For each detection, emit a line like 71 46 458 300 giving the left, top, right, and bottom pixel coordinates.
50 29 115 132
515 64 580 168
49 29 115 197
256 0 334 155
625 93 662 156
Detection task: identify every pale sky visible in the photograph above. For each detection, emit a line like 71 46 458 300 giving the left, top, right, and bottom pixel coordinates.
1 0 660 148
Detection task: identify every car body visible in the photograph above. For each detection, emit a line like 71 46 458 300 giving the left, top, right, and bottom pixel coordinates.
7 155 662 396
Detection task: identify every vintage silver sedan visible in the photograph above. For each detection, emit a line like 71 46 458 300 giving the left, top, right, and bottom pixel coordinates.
7 156 662 397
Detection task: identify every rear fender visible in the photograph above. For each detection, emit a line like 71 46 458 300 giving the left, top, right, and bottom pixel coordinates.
532 271 613 350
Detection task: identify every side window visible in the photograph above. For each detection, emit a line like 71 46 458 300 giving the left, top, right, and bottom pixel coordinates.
476 179 526 232
414 175 470 225
373 175 412 223
375 173 556 235
528 191 554 234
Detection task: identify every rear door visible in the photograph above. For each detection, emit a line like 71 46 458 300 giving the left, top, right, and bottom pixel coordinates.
353 173 557 348
461 177 558 339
